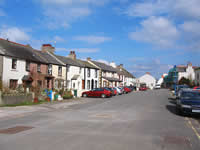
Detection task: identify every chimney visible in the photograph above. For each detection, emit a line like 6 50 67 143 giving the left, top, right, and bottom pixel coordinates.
68 51 76 60
110 61 116 68
41 44 55 53
187 62 192 66
119 64 123 68
146 72 150 75
87 57 91 61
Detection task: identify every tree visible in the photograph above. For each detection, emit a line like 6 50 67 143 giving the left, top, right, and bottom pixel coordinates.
178 77 190 86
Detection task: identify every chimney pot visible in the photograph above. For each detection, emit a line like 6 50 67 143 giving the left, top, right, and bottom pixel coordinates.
87 57 91 61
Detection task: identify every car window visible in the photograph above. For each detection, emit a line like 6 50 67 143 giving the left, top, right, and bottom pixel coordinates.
181 91 200 100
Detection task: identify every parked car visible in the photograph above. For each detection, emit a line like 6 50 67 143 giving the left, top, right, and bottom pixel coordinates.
176 89 200 115
175 85 189 99
123 87 131 93
114 87 123 95
104 88 116 96
193 86 200 90
154 84 161 89
82 88 112 98
139 87 147 91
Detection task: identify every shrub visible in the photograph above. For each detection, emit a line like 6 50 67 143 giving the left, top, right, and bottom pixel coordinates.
63 95 73 99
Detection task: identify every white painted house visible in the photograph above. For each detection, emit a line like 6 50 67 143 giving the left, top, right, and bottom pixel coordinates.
55 51 99 97
138 72 156 89
177 63 196 81
2 56 29 88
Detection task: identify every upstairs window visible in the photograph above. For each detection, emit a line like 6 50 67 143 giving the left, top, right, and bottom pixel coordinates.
26 61 30 71
37 64 41 73
48 64 52 75
12 59 17 69
58 66 62 76
95 70 98 78
87 68 90 77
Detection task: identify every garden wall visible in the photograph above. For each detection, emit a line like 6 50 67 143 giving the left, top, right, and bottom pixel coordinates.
0 91 33 105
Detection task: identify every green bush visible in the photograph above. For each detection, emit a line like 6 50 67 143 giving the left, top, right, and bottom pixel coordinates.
63 95 73 99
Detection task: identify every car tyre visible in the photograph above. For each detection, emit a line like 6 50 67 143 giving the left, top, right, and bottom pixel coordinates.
83 94 87 98
101 94 106 98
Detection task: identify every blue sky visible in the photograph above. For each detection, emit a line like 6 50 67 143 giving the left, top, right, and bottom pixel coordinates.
0 0 199 78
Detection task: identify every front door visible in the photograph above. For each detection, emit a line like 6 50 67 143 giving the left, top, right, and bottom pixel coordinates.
91 79 94 89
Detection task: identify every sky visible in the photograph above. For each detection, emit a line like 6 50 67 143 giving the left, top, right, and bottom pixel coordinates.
0 0 199 79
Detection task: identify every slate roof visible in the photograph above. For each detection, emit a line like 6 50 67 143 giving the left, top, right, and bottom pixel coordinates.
54 55 84 67
91 61 117 72
103 77 122 82
77 60 99 69
33 50 64 66
116 66 135 78
0 38 46 63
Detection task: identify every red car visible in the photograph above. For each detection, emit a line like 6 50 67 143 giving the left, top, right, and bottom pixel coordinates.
82 88 112 98
193 86 200 90
123 87 131 93
139 87 147 91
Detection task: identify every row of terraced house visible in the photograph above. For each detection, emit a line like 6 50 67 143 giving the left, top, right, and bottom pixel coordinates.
0 38 135 97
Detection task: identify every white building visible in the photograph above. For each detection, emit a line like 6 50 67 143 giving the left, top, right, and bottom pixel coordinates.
177 63 196 81
156 73 168 85
55 52 99 97
194 68 200 85
138 72 156 89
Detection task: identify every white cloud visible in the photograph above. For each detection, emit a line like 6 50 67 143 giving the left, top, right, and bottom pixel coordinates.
36 0 109 29
129 16 179 48
53 36 65 43
56 47 99 53
124 0 200 20
0 27 30 42
74 35 112 44
96 59 109 65
129 58 171 78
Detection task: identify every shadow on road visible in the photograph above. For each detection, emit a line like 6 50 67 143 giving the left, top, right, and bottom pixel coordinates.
166 105 178 116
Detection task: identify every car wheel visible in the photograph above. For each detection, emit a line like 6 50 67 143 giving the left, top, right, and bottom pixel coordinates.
101 94 106 98
83 94 87 98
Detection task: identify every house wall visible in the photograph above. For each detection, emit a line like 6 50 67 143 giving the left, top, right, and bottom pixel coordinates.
67 66 84 97
178 65 195 81
85 68 99 90
29 63 52 89
0 55 3 80
195 69 200 85
138 74 156 89
2 56 28 87
52 65 66 89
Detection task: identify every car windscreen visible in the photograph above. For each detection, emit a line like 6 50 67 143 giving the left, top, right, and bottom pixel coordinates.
181 91 200 100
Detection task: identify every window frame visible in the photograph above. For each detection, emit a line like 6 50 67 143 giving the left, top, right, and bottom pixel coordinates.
12 59 17 69
37 63 41 73
26 61 30 72
58 66 62 76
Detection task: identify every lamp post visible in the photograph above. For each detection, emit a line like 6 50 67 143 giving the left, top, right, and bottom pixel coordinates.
173 65 178 95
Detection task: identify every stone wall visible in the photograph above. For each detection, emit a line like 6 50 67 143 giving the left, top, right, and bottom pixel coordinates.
0 92 33 105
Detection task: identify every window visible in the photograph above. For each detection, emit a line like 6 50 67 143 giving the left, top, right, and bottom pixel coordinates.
58 66 62 76
9 79 18 89
87 80 90 89
95 70 98 78
48 64 52 75
87 68 90 77
112 73 114 77
26 61 30 71
197 73 200 80
95 80 98 88
37 64 41 72
12 59 17 69
79 67 81 74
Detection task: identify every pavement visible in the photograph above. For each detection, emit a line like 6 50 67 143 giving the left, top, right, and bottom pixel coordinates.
0 89 200 150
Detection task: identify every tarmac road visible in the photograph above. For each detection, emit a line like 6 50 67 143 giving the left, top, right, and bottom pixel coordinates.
0 89 200 150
